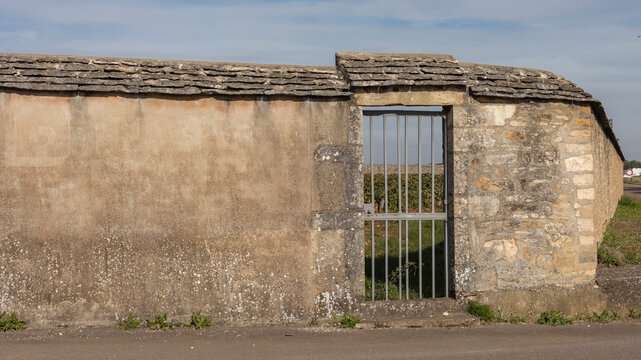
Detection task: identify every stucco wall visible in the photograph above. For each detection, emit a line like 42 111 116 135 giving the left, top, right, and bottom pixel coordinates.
0 91 361 326
452 99 622 298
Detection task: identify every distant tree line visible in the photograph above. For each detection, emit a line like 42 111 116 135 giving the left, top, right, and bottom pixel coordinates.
624 160 641 170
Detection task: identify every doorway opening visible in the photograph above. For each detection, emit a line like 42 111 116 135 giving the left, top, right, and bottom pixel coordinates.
363 106 450 300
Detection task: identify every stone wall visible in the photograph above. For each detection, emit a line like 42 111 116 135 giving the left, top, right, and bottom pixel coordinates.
0 85 624 326
592 112 624 240
452 99 622 301
0 91 362 326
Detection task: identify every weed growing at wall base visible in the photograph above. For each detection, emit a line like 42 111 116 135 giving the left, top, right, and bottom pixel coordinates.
467 301 498 322
331 313 360 329
629 309 641 319
537 311 572 326
0 312 27 332
588 310 621 323
147 313 181 330
503 314 528 324
184 311 212 329
116 313 143 330
597 248 621 267
467 301 528 324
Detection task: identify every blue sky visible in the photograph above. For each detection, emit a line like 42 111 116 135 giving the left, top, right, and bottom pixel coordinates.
1 0 640 159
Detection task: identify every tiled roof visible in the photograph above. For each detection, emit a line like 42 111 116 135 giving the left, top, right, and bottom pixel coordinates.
0 53 351 97
336 52 593 102
463 63 592 102
335 52 466 88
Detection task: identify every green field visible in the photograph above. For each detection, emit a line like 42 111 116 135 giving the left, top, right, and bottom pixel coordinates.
364 219 447 300
599 196 641 267
624 177 641 185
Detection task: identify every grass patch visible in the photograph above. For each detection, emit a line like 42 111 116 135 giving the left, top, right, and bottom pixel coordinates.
537 311 573 326
588 310 621 323
116 313 143 330
184 311 212 329
467 301 528 324
597 248 621 267
599 196 641 267
467 301 498 322
146 313 181 330
365 220 447 299
625 251 641 264
0 312 27 332
331 313 360 329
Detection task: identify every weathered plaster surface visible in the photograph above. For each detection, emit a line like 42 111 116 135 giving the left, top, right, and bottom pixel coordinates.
0 92 360 326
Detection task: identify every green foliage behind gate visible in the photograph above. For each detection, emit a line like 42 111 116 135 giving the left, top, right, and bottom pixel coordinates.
363 173 444 213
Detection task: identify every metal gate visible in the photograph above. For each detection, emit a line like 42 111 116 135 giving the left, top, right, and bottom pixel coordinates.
363 108 449 300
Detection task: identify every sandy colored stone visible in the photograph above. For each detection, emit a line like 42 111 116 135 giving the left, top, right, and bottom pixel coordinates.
573 174 593 186
577 188 595 200
483 239 518 260
565 154 593 172
579 236 595 246
354 89 464 106
477 104 516 126
468 194 499 218
506 130 524 140
565 143 592 155
574 118 591 126
578 218 595 232
569 129 591 140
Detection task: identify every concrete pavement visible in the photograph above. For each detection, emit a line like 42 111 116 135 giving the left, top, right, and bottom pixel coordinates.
2 322 641 359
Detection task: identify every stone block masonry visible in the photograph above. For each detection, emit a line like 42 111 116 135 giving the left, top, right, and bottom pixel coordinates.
451 99 621 315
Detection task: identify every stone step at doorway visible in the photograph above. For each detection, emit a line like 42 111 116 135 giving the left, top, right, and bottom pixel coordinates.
350 298 477 328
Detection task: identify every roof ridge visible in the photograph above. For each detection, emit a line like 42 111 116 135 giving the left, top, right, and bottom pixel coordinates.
336 52 456 61
0 53 338 71
460 62 560 78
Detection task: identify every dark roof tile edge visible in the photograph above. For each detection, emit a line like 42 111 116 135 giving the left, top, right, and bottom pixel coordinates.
591 101 625 161
336 52 456 61
0 53 339 71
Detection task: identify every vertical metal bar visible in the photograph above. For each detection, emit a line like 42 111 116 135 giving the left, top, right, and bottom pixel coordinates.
369 115 375 301
404 116 409 300
431 116 436 299
443 114 449 298
397 116 402 298
383 116 389 300
418 116 422 299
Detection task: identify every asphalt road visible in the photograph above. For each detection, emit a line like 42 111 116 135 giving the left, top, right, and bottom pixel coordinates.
2 322 641 360
624 183 641 201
